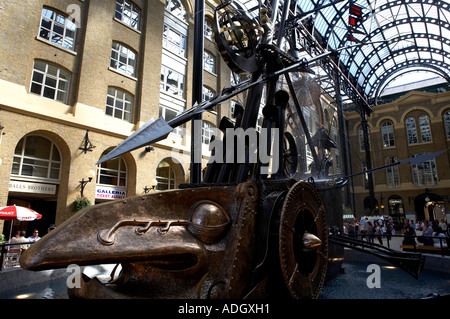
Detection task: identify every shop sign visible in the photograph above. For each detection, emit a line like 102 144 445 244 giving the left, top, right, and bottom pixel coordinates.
95 185 126 200
9 180 56 195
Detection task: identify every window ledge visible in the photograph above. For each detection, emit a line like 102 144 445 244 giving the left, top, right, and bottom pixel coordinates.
408 141 434 146
204 69 217 77
35 36 77 56
108 67 138 81
113 17 142 35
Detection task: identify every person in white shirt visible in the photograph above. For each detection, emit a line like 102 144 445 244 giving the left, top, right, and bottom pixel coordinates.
27 229 41 243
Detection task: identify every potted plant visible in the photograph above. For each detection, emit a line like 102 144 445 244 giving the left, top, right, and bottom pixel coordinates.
73 197 92 212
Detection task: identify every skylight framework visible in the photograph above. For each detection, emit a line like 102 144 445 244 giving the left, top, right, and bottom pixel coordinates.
295 0 450 101
234 0 450 108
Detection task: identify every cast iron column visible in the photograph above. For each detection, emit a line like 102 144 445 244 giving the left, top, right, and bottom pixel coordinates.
191 0 204 184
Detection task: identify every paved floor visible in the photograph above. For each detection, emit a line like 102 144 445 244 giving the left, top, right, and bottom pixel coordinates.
1 234 448 300
320 247 450 299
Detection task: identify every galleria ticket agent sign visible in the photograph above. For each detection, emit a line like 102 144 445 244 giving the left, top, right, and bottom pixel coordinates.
95 185 127 200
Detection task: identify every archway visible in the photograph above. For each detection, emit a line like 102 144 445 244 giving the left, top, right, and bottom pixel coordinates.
6 132 69 240
414 192 443 222
155 157 185 190
387 195 405 227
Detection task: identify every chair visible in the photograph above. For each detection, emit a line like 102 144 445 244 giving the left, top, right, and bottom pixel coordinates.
3 248 22 268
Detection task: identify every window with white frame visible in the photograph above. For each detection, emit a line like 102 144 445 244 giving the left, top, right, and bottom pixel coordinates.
358 126 371 151
361 160 369 189
110 42 137 77
385 156 400 188
163 24 187 57
204 19 214 41
160 65 185 99
12 135 61 181
444 110 450 139
97 151 127 187
381 121 395 148
30 60 70 104
202 121 216 145
203 86 217 112
203 51 216 74
159 104 184 136
39 7 77 50
106 87 134 122
115 0 140 30
405 117 418 144
202 86 215 101
411 153 438 186
165 0 187 22
418 114 432 143
156 160 176 190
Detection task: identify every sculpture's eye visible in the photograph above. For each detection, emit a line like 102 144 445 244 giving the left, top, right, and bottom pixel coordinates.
188 201 231 244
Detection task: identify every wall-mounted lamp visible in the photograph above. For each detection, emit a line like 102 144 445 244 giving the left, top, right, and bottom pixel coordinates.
79 178 92 197
143 179 158 193
79 170 96 197
145 146 154 153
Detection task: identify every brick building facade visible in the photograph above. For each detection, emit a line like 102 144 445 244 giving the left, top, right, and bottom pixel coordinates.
0 0 340 238
346 90 450 226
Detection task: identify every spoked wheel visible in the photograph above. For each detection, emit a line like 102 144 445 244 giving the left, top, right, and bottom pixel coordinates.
279 181 328 299
283 131 298 178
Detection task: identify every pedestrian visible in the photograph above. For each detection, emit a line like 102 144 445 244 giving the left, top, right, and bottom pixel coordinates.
27 229 41 243
15 230 29 250
421 221 434 246
367 221 374 243
375 221 383 245
360 217 368 241
438 219 447 232
347 222 355 238
401 219 415 245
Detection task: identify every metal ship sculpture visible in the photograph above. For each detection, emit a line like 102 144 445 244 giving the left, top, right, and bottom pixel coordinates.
20 0 424 299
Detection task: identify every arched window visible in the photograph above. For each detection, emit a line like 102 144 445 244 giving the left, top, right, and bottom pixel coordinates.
381 121 395 148
39 7 77 50
115 0 141 30
444 110 450 139
110 42 137 77
12 135 61 181
204 19 213 41
30 60 71 104
156 160 176 190
418 114 432 143
165 0 187 22
106 87 134 122
405 117 418 144
97 151 128 187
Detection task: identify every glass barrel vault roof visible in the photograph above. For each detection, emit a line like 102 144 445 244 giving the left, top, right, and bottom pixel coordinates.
297 0 450 100
235 0 450 105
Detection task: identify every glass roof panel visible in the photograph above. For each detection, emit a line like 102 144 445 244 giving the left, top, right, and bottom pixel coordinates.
233 0 450 102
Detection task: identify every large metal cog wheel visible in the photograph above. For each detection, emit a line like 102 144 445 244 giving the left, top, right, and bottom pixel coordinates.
279 181 328 299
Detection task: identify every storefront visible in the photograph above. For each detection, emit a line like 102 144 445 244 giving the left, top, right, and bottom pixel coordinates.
388 195 405 227
4 135 60 239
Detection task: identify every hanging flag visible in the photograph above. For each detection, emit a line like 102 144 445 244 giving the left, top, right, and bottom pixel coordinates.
348 1 364 42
